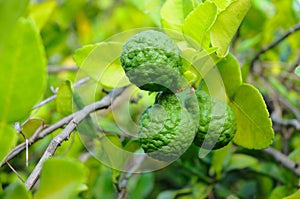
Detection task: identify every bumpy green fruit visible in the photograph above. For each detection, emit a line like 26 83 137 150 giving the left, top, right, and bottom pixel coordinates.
120 30 184 92
138 91 198 161
192 90 236 150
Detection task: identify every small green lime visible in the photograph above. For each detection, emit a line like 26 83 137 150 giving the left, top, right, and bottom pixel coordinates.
120 30 184 92
192 90 236 150
138 90 198 161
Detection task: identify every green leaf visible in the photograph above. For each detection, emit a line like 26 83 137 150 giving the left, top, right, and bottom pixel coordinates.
73 44 98 67
183 1 217 46
56 80 73 116
210 0 251 57
269 186 294 199
230 84 274 149
210 0 232 11
2 182 32 199
210 143 232 180
161 0 198 31
77 42 130 88
295 66 300 77
0 0 29 50
127 173 154 199
0 18 47 122
217 53 243 98
0 123 18 165
22 118 44 138
283 189 300 199
226 153 258 171
29 0 57 29
34 158 88 199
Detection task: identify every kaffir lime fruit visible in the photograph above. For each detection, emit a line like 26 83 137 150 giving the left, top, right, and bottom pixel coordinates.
193 90 237 150
138 90 198 161
120 30 184 92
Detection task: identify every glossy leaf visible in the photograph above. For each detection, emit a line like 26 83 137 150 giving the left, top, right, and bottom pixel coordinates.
269 186 294 199
230 84 274 149
161 0 198 31
76 42 130 88
211 0 251 57
183 1 217 46
2 182 32 199
283 189 300 199
0 0 28 50
56 81 73 116
210 0 232 11
226 154 258 171
34 158 88 199
0 123 17 165
73 44 98 67
29 0 56 29
0 18 47 122
217 53 243 98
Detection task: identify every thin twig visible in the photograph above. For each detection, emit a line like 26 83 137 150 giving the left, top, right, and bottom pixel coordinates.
250 23 300 71
263 147 300 177
33 77 90 109
271 114 300 130
25 87 127 190
6 161 25 183
47 66 78 73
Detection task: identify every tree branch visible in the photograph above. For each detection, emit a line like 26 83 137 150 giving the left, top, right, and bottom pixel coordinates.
263 147 300 177
33 77 91 109
250 23 300 71
25 87 127 190
47 66 78 73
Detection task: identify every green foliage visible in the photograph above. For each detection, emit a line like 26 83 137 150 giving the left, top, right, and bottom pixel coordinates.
230 84 274 149
34 158 88 199
0 18 47 122
0 0 299 198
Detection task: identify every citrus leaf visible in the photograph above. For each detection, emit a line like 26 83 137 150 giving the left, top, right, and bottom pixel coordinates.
283 189 300 199
295 66 300 77
22 118 43 138
210 0 232 11
269 186 294 199
0 18 47 122
34 158 88 199
217 53 243 98
56 80 73 116
0 0 28 50
79 42 130 88
0 123 18 165
230 84 274 149
29 0 56 29
2 182 32 199
211 0 251 57
226 153 258 171
161 0 198 31
183 1 217 46
73 44 98 67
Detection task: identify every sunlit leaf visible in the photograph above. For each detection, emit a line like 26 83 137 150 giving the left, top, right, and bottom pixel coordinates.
2 182 32 199
230 84 274 149
210 0 232 11
0 18 47 122
283 189 300 199
56 80 73 116
22 118 43 138
76 42 130 88
269 186 295 199
161 0 198 31
0 123 18 165
211 0 251 57
183 1 217 46
29 0 56 29
0 0 29 50
34 158 88 199
217 53 243 98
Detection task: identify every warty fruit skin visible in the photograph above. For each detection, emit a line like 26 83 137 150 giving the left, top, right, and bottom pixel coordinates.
120 30 184 92
193 90 237 150
138 91 198 161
